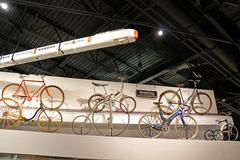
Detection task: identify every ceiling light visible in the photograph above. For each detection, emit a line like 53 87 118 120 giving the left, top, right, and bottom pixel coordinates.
158 30 164 36
0 2 8 10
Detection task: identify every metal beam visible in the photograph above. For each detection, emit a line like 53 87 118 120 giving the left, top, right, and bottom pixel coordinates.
217 99 240 115
0 14 120 78
127 0 240 87
9 0 239 45
138 54 199 83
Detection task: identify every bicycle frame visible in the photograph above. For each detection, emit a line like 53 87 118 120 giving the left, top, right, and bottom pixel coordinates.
14 77 51 101
159 109 185 125
176 88 198 105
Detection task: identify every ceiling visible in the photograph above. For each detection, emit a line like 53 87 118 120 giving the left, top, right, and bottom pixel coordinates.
0 0 240 115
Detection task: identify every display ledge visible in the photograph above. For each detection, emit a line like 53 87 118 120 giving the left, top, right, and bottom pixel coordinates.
0 129 239 160
22 109 233 125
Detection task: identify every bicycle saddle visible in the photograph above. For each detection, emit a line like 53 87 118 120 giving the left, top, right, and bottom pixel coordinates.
92 82 108 87
153 102 161 105
19 74 28 78
176 83 185 87
118 76 127 81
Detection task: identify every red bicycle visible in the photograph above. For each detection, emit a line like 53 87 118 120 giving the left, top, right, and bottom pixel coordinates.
1 75 64 109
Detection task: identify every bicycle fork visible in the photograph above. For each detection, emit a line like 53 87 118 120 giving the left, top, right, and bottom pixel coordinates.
180 116 189 139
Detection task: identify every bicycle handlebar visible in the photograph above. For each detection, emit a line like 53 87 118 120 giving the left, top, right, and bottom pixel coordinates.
188 80 200 84
177 80 201 88
219 112 231 116
19 74 45 79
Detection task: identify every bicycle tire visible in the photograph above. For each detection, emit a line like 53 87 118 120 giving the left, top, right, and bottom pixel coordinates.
0 98 22 128
221 123 239 141
72 115 91 135
204 130 214 140
88 94 105 112
92 100 129 136
175 115 198 139
158 90 180 115
40 85 65 109
191 92 212 115
119 96 136 113
37 108 63 132
138 113 162 138
2 83 27 106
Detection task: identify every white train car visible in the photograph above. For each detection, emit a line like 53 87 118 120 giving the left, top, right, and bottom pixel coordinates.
0 29 138 68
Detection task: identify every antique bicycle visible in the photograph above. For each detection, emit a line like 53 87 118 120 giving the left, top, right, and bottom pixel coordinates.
92 94 130 136
204 112 238 141
72 98 92 135
88 77 136 113
0 98 63 132
138 102 198 139
2 74 64 109
159 80 212 115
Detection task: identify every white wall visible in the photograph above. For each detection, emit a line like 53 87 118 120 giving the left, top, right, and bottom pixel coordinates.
0 71 218 113
0 129 239 160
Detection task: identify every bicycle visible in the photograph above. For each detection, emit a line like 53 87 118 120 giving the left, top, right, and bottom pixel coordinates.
88 77 136 113
158 80 212 115
0 98 63 132
138 102 198 139
2 74 65 109
72 98 92 135
204 112 239 141
92 94 130 136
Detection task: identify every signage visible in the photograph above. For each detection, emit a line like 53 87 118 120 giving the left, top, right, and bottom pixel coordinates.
136 90 157 98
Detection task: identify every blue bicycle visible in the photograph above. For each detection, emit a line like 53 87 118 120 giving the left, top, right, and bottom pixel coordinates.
138 102 198 139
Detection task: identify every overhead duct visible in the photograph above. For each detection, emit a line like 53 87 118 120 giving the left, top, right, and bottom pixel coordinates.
0 29 138 68
156 0 238 73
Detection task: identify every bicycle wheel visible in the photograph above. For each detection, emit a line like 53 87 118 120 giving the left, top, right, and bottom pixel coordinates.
72 115 91 135
88 94 105 112
214 129 223 140
221 123 239 141
204 130 214 140
191 92 212 115
0 98 22 128
138 113 162 138
40 85 65 109
37 108 63 132
175 115 198 139
159 90 180 115
2 83 26 105
92 100 130 136
120 96 136 113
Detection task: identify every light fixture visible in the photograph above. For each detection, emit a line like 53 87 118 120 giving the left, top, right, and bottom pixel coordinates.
0 2 8 10
158 30 164 36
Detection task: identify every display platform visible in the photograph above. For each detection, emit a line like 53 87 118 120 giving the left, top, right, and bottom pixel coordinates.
0 71 218 113
0 129 239 160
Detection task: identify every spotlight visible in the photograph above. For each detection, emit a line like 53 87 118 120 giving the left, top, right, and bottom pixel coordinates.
0 2 8 10
158 30 163 36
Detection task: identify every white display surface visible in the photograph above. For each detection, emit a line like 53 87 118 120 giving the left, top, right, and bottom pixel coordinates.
0 71 218 114
0 129 239 160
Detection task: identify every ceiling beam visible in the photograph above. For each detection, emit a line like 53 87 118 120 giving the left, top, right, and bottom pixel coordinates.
0 14 119 78
9 0 238 45
138 54 199 83
126 0 240 88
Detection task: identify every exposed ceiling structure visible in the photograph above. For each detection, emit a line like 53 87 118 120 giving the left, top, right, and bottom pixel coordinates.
0 0 240 115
